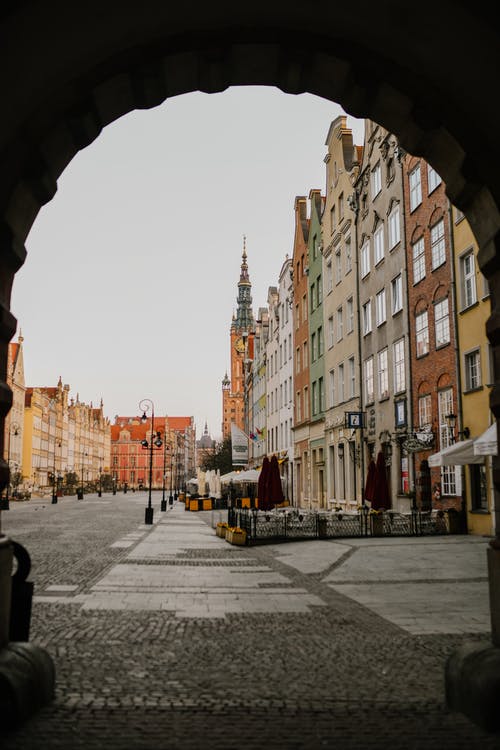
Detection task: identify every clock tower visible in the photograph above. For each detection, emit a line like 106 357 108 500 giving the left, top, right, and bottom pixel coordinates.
222 239 255 439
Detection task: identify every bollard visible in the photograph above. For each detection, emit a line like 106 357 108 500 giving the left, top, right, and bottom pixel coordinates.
9 541 33 642
0 535 13 647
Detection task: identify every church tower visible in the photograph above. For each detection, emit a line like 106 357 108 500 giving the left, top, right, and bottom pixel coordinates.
222 239 255 439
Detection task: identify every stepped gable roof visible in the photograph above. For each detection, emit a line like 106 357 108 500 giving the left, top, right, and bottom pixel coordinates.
169 416 192 431
111 423 150 441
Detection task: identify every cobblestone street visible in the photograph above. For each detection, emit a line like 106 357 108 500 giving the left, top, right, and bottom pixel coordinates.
1 492 498 749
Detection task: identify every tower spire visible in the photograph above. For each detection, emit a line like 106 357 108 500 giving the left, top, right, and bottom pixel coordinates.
232 236 254 331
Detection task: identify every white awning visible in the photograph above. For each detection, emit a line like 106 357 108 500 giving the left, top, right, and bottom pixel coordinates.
473 423 498 456
231 468 260 483
427 438 482 467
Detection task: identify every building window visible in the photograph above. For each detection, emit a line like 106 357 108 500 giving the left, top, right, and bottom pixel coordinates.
303 386 309 419
362 300 372 335
319 377 325 412
312 381 318 416
416 311 429 356
338 364 345 403
345 235 352 273
296 391 302 422
302 294 307 321
378 348 389 400
427 163 442 193
376 289 386 326
364 356 374 404
346 297 354 334
329 369 335 408
310 283 315 313
337 306 344 341
318 326 324 357
317 274 323 305
326 259 333 293
409 164 422 211
295 303 300 329
418 394 432 428
296 347 301 373
439 388 457 495
413 237 425 284
371 162 382 198
431 219 446 269
465 349 481 391
391 274 403 314
434 298 450 347
348 356 356 398
338 192 344 221
461 251 477 308
374 224 384 265
388 204 400 249
361 240 370 278
330 205 335 233
335 248 342 283
328 315 334 349
438 388 453 450
311 332 316 362
393 338 405 393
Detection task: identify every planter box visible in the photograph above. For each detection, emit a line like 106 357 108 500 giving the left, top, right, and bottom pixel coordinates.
216 524 227 538
226 529 247 546
370 514 384 536
202 498 213 511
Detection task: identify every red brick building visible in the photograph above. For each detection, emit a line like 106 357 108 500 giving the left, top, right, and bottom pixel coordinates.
403 154 461 511
292 196 311 507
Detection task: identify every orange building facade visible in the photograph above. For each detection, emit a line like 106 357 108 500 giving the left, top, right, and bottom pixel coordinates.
111 415 196 490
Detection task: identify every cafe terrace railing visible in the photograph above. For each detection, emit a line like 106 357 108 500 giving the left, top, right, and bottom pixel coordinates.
227 506 466 545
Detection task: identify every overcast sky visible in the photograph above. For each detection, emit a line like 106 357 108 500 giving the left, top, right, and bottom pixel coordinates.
11 87 364 441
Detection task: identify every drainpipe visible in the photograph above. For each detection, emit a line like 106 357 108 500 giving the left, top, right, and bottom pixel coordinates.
447 199 467 527
399 146 416 499
351 185 365 503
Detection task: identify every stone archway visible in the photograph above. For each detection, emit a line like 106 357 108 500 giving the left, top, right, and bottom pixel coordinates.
1 0 499 731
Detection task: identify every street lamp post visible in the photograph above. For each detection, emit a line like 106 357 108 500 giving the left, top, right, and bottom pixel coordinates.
98 465 102 497
139 399 163 525
2 422 20 511
161 437 170 512
51 441 61 504
169 440 174 505
77 451 87 500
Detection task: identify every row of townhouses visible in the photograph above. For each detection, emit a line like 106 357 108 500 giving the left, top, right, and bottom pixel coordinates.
3 342 196 493
223 116 494 536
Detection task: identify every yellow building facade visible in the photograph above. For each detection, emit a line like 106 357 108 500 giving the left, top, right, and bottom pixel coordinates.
22 379 111 492
452 207 495 535
4 333 26 485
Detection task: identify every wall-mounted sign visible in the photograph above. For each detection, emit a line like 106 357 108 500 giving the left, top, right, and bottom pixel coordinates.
395 399 407 428
345 411 365 429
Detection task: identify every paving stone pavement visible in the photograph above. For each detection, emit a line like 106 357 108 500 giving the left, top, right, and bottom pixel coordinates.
1 492 498 749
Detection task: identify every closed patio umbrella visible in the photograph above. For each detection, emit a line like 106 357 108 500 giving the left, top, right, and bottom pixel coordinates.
268 454 284 508
371 451 391 510
364 458 376 504
257 455 271 510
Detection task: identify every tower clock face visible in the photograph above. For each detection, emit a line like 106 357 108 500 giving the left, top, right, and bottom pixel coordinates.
234 336 245 353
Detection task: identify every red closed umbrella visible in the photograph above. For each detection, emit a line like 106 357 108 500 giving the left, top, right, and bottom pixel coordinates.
364 458 376 504
371 451 391 510
257 455 271 510
268 455 284 509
